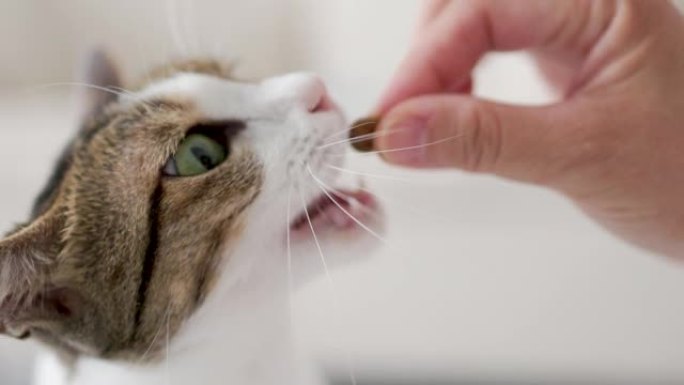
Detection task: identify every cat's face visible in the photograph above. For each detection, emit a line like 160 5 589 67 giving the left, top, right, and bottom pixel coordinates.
0 54 382 360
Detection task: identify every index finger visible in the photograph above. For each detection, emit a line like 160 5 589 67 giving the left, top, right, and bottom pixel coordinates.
375 0 601 114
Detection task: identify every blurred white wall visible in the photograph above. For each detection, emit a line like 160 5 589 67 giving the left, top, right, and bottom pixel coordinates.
0 0 294 86
1 1 684 384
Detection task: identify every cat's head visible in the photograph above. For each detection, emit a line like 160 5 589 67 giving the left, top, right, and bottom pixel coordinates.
0 52 383 360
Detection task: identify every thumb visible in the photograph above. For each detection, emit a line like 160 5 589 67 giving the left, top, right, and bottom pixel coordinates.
376 95 577 184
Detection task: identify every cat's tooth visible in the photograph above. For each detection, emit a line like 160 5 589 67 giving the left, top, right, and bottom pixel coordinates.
329 206 353 228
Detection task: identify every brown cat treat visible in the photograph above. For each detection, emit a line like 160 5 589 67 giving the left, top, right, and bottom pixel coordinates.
349 117 380 152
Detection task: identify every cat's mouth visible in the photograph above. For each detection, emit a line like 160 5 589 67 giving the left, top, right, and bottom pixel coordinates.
289 189 377 235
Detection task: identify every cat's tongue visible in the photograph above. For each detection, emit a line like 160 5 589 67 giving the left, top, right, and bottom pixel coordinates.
290 190 376 234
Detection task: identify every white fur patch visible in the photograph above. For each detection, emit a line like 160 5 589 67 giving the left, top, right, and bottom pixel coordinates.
40 71 383 385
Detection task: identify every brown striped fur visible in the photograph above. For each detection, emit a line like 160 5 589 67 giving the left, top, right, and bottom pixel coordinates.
0 54 262 360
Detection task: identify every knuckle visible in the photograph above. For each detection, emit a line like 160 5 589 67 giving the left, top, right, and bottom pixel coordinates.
456 102 503 173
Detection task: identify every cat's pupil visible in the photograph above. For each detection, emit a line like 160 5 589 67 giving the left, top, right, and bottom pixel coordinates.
200 156 212 168
191 147 214 168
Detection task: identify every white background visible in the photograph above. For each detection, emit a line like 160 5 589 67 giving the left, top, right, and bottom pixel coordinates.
0 1 683 384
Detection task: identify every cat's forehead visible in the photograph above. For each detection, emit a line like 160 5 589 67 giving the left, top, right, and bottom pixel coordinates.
133 73 260 121
132 66 308 124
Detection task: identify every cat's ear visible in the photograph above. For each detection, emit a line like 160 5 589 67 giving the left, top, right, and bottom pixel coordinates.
79 49 123 123
0 214 75 340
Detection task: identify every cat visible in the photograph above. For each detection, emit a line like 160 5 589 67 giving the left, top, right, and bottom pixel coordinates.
0 51 384 385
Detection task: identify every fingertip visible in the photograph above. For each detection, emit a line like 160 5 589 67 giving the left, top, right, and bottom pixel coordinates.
375 106 433 167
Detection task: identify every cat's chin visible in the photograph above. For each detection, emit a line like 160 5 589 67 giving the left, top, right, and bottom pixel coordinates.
285 186 384 282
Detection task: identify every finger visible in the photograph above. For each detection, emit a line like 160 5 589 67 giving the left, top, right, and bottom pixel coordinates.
375 94 581 185
375 0 610 114
418 0 451 30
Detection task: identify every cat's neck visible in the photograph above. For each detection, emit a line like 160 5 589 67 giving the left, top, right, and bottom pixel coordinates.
73 327 298 385
35 288 317 385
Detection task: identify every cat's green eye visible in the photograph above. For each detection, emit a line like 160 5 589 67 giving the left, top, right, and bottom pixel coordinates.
163 134 227 177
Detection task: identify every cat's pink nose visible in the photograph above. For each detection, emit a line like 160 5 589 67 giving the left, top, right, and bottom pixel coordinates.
263 72 336 113
309 88 333 113
299 75 332 113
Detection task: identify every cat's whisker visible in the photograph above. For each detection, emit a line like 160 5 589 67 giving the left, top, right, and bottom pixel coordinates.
135 40 154 87
314 182 384 227
297 180 358 385
321 120 379 144
25 82 137 100
111 86 140 97
318 130 386 150
317 132 375 150
182 0 201 56
25 82 167 113
285 184 295 326
137 306 170 364
318 126 411 150
306 166 387 245
166 0 189 57
297 185 333 286
324 163 431 184
327 133 466 158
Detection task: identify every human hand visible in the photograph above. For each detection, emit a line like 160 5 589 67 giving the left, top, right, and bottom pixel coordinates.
374 0 684 259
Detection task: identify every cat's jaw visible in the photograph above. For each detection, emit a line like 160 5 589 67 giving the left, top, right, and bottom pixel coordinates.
289 188 379 239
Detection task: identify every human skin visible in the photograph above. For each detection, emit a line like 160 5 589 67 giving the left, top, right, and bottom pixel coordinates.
374 0 684 259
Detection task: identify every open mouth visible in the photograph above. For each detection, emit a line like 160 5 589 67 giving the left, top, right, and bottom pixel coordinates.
290 189 377 234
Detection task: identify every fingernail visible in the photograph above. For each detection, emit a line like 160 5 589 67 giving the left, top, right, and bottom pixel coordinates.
381 116 430 166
